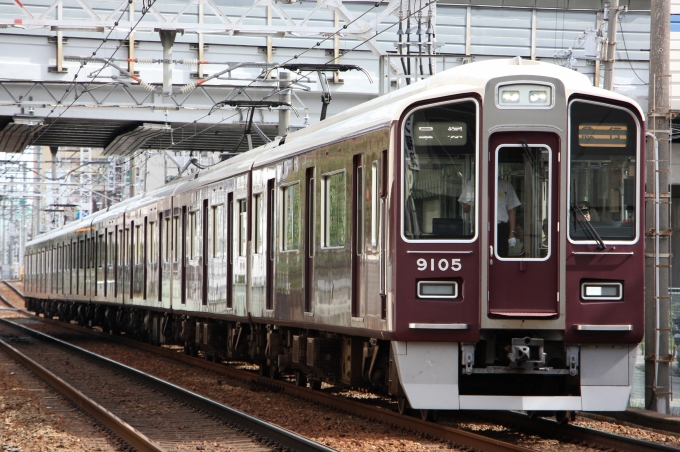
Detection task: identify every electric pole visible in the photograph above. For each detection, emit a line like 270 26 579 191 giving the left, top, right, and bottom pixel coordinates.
603 0 621 91
645 0 672 414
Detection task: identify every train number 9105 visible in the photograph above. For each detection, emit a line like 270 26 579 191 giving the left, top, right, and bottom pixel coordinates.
417 258 462 272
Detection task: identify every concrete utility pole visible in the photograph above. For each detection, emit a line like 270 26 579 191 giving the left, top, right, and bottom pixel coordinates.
645 0 672 414
278 72 292 138
603 0 621 91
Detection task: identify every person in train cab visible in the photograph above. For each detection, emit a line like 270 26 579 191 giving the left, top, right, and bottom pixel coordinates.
575 201 599 221
508 222 524 256
458 177 520 257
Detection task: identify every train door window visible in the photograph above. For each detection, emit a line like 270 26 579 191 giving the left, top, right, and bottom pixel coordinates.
187 210 200 260
371 161 379 247
134 225 142 264
322 171 345 248
79 240 85 269
159 217 172 262
149 220 156 263
238 199 247 256
173 215 180 262
402 99 478 241
495 145 551 260
568 100 639 243
253 195 263 254
212 204 225 258
97 234 104 268
282 183 300 251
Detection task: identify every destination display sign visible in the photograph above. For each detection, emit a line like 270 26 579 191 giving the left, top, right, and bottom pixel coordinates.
578 123 627 147
414 121 467 146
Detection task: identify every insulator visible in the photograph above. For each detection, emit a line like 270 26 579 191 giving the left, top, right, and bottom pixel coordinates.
133 58 155 65
177 58 198 66
179 82 198 94
138 80 156 92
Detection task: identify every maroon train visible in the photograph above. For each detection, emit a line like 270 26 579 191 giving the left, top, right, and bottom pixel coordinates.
25 58 644 420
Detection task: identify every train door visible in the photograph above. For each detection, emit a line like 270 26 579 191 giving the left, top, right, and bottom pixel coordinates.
487 133 559 316
266 179 275 310
304 168 314 313
226 192 233 309
352 154 364 318
202 199 209 306
181 205 187 305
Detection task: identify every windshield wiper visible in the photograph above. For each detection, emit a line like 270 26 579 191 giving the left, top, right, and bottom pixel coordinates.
571 203 606 250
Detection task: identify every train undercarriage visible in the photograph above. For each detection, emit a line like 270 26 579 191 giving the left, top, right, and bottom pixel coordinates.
26 297 636 423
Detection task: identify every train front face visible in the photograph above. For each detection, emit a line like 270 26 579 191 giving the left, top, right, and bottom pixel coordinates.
393 71 644 412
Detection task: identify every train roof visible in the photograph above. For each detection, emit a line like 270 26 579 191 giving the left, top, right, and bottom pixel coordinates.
253 58 644 167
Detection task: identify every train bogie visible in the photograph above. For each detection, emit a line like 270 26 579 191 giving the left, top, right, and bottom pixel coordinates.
24 58 646 414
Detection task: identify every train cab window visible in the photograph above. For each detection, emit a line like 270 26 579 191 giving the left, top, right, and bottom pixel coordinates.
402 99 478 241
569 101 639 243
238 199 247 256
212 204 225 258
282 183 300 251
495 145 551 260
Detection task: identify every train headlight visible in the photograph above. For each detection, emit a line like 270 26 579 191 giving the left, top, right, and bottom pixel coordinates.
417 281 458 299
581 282 623 301
500 90 520 104
496 83 554 108
529 90 549 104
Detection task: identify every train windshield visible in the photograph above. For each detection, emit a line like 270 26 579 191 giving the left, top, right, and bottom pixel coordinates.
403 100 477 240
569 101 639 242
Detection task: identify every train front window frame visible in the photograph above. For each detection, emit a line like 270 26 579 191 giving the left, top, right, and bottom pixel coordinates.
494 144 552 262
568 99 640 245
401 98 479 243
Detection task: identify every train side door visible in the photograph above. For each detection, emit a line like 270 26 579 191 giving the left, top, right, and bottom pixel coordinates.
304 168 315 313
352 155 364 318
487 132 559 317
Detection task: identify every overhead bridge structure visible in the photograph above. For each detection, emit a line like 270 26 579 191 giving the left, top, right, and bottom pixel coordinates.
0 0 652 157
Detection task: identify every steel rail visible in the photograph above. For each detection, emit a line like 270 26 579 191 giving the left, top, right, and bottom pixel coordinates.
0 317 336 452
484 411 680 452
2 308 531 452
8 281 674 452
0 334 164 452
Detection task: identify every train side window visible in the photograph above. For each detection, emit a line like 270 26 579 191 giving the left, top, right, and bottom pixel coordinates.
253 195 263 254
79 239 85 269
238 199 247 256
569 100 639 243
212 204 225 258
322 171 345 248
402 99 478 241
282 183 300 251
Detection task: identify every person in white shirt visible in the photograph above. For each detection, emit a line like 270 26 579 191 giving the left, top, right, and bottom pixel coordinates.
458 177 521 257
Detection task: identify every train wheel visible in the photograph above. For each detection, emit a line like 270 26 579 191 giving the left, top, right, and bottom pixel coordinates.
420 409 437 422
258 363 269 377
269 365 280 380
397 394 411 416
294 370 307 387
555 411 575 425
310 378 322 390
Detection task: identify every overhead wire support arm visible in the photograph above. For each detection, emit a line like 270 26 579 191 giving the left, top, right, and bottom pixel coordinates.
279 64 372 121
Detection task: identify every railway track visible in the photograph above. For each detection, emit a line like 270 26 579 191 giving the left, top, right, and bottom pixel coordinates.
0 316 335 452
4 281 679 452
